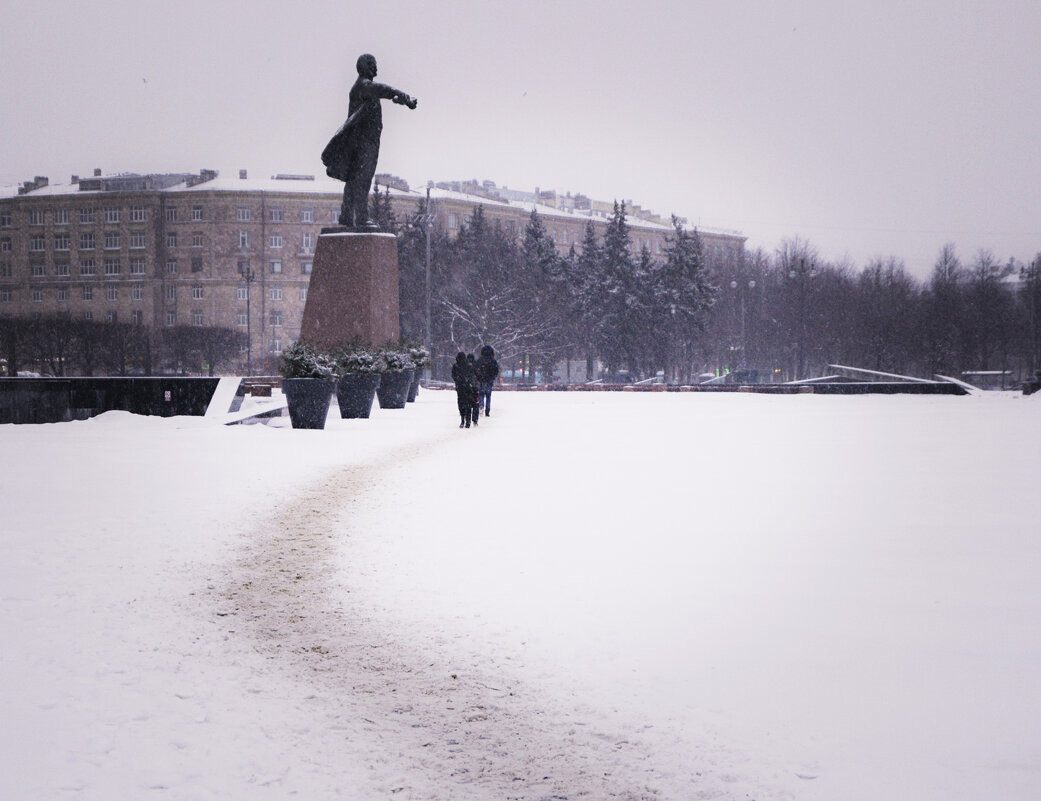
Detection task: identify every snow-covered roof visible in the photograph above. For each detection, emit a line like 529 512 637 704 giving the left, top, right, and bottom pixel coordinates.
2 170 742 239
172 175 346 195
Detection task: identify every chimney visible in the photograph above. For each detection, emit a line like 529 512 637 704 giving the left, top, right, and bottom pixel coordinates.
34 176 49 188
94 168 102 177
239 169 247 180
71 175 80 184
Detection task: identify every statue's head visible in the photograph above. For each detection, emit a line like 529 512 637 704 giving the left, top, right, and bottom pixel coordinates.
356 53 377 78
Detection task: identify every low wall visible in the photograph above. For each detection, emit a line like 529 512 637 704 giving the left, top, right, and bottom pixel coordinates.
480 382 967 396
0 377 222 424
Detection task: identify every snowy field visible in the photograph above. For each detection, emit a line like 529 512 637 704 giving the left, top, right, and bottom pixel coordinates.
2 389 1039 800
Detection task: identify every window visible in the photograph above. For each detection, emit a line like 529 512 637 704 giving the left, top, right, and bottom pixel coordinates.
300 287 308 301
270 259 282 274
192 285 203 300
192 310 204 326
54 209 69 225
30 262 45 277
166 312 176 327
237 259 250 275
105 208 120 224
270 286 283 301
129 257 145 275
130 206 146 223
301 207 314 223
54 233 70 251
29 210 45 226
0 211 11 228
79 232 95 250
165 285 176 301
191 257 203 273
106 286 118 301
131 310 143 325
165 206 177 222
270 207 283 222
166 259 177 274
55 261 70 277
0 262 10 278
191 205 203 221
237 311 248 326
269 338 282 353
129 232 146 249
238 231 249 248
448 213 459 230
80 207 95 224
269 232 283 249
0 288 11 303
302 232 314 253
83 310 93 321
1 237 10 252
192 232 203 248
29 235 45 252
166 232 177 248
237 206 251 222
269 311 282 327
237 287 249 301
80 259 96 276
104 259 120 275
57 288 69 302
104 231 120 250
107 311 117 323
32 288 43 302
82 286 93 301
132 284 143 301
301 260 312 275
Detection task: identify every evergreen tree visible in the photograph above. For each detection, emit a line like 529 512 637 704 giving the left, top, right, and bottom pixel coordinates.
521 209 564 380
656 218 714 381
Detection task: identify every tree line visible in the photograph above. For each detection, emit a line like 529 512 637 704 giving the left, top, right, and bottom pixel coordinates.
390 193 1041 384
0 317 245 377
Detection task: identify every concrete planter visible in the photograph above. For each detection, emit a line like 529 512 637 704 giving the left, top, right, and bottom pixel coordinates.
282 378 335 429
336 372 381 418
376 368 414 409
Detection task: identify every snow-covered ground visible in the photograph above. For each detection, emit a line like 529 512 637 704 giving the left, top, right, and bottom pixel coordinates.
2 389 1039 800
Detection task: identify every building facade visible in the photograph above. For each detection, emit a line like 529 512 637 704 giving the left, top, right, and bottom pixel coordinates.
0 169 746 374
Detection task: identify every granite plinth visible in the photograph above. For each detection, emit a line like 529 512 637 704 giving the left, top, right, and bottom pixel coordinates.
299 232 400 350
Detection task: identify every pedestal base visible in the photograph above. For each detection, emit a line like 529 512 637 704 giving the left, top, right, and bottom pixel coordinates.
299 232 400 350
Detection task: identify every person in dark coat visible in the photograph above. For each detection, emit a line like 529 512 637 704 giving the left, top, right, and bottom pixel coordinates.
451 352 478 428
466 353 480 425
474 345 500 417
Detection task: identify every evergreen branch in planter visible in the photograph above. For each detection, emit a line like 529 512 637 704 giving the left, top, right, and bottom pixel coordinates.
379 347 414 372
334 345 386 374
279 341 338 379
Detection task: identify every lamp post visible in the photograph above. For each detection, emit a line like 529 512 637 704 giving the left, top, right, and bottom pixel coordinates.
239 263 256 376
729 277 757 366
788 258 817 380
425 186 433 358
1021 257 1041 374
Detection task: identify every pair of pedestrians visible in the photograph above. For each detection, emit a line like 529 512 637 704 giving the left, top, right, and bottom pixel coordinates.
451 346 500 428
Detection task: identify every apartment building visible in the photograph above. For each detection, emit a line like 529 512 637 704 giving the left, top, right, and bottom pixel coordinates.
0 168 746 372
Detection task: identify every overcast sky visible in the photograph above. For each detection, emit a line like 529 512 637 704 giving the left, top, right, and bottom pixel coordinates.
2 0 1039 277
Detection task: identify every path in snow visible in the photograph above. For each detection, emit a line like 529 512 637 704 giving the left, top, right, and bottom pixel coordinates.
210 431 717 800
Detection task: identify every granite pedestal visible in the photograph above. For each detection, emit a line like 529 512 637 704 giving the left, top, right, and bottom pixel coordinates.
299 231 400 350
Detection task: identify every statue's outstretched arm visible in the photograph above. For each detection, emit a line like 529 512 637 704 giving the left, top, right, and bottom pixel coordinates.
363 79 418 109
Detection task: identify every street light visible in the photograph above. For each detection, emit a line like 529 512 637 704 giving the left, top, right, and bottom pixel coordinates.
729 278 757 366
788 258 817 380
1021 258 1041 374
239 262 256 376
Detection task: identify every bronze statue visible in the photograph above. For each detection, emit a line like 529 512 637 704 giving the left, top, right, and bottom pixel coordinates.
322 54 417 230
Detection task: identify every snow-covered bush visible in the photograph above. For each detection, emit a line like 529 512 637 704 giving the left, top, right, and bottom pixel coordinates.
279 341 337 379
335 347 386 374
